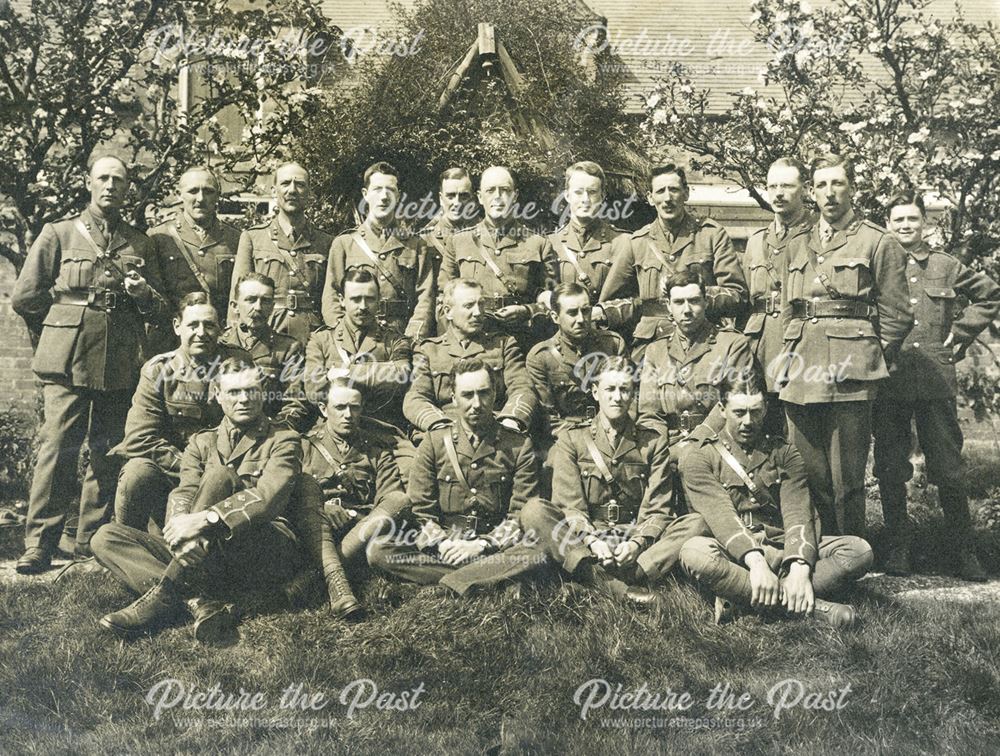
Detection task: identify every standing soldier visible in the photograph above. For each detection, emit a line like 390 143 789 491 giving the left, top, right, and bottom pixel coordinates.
526 282 625 464
323 161 436 341
637 271 755 450
112 294 251 531
13 154 166 572
220 272 313 433
92 358 303 644
873 191 999 580
547 162 630 324
229 162 332 346
439 166 558 350
147 166 240 353
679 375 873 627
599 164 747 360
742 157 814 436
776 154 913 538
404 279 536 435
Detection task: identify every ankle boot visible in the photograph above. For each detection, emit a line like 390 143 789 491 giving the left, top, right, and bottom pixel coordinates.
100 577 182 639
186 598 238 645
323 546 364 621
813 599 858 629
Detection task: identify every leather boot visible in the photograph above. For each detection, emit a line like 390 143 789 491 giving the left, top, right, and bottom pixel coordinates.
99 577 183 639
812 599 858 629
186 598 238 645
323 546 365 621
574 560 658 608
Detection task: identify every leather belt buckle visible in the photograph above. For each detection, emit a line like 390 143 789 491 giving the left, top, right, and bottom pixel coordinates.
286 293 299 311
605 500 620 525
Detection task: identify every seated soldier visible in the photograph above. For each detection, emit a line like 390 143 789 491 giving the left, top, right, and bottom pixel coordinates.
524 356 709 592
305 268 414 475
637 270 755 452
92 358 304 644
368 358 548 595
290 377 409 620
679 374 873 628
220 272 314 433
526 282 625 465
404 279 536 435
110 293 251 531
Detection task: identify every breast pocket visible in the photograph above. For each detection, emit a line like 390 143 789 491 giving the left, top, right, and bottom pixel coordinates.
620 462 648 510
59 252 96 290
255 252 288 284
303 254 327 291
504 251 537 292
431 370 453 404
456 253 485 280
119 254 147 278
580 461 610 505
437 468 467 513
215 253 236 289
785 257 808 300
923 286 957 326
748 262 776 299
830 257 872 297
237 462 264 488
637 261 664 299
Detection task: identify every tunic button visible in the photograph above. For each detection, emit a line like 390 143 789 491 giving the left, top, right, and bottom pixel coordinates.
290 250 297 256
817 256 825 263
814 277 821 284
748 472 754 477
910 277 917 283
811 317 819 323
494 250 501 256
380 274 386 279
913 342 920 348
104 269 112 276
470 487 478 495
913 319 919 326
750 497 757 504
910 297 918 304
471 462 478 469
379 253 387 260
340 464 346 470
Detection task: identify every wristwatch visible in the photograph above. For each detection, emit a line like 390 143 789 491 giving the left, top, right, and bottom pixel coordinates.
205 509 221 532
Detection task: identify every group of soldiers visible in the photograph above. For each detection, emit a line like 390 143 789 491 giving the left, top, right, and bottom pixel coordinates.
10 149 998 644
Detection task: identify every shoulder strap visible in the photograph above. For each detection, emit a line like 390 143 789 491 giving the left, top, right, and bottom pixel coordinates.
555 239 592 287
712 441 760 495
802 244 842 299
352 233 410 296
166 224 212 293
584 435 615 484
475 242 519 294
306 435 338 470
442 433 473 493
74 219 125 280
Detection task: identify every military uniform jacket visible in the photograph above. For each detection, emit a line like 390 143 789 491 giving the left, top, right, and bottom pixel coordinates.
112 344 253 473
409 419 540 548
300 423 404 513
777 215 913 404
322 221 436 340
229 217 333 345
12 208 166 391
166 417 302 539
546 221 629 304
440 219 558 310
219 325 312 432
403 328 537 431
638 324 755 444
882 242 1000 400
304 319 413 427
149 212 241 316
526 329 626 442
680 426 819 568
551 417 676 546
742 214 813 392
599 213 748 342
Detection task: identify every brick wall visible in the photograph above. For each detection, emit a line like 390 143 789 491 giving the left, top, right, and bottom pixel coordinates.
0 258 38 409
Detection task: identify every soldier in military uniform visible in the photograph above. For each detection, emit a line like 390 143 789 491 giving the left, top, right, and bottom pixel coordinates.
775 154 913 538
872 191 1000 580
229 162 332 346
290 377 409 619
526 282 625 464
599 163 748 360
404 279 536 435
323 162 436 341
679 374 873 627
637 271 756 451
742 157 814 436
527 355 709 591
219 272 313 433
546 162 630 326
439 166 558 350
422 167 479 334
92 358 303 643
112 293 251 531
147 166 241 354
13 155 167 572
368 358 549 595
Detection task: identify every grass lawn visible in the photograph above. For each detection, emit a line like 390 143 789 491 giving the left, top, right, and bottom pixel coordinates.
2 477 1000 753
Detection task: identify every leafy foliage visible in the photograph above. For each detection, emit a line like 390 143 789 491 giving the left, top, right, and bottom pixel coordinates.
0 0 344 271
0 401 39 500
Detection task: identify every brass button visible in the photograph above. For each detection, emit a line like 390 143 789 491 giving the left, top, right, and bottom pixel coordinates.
913 342 920 348
910 297 918 304
470 487 478 495
913 319 919 326
817 256 825 263
910 277 917 283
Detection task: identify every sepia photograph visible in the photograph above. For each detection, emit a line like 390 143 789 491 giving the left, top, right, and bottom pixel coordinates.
0 0 998 752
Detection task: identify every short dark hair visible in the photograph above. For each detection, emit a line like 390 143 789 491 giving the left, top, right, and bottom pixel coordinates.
175 291 217 321
811 153 855 184
593 355 636 383
440 167 471 186
343 267 381 293
663 269 706 298
886 190 926 219
564 161 606 191
648 163 688 192
550 282 591 314
235 272 275 298
327 375 364 401
363 161 399 188
719 372 767 406
768 157 808 184
451 357 495 391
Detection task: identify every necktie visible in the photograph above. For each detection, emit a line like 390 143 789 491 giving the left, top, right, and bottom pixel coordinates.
470 433 480 450
821 224 834 246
